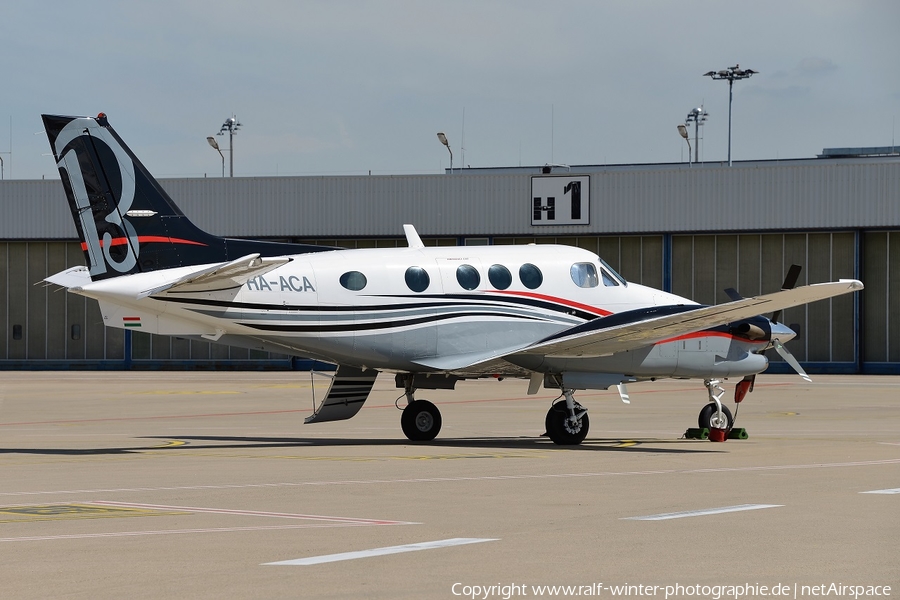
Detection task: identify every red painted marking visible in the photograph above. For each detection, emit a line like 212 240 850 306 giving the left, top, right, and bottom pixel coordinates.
656 331 767 346
491 290 612 317
122 317 141 322
80 236 207 251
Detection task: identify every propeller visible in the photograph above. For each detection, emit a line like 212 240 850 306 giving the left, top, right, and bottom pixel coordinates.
768 264 809 381
724 264 810 382
772 336 811 382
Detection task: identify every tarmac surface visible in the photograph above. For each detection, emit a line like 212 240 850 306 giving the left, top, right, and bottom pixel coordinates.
0 371 897 599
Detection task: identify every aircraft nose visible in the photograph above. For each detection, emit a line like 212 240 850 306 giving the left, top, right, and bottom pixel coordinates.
770 321 797 342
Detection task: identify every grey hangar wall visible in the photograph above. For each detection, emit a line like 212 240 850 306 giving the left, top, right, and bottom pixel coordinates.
0 155 897 372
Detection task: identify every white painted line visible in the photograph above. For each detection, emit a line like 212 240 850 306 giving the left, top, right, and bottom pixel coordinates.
3 458 899 498
622 504 783 521
860 488 900 494
263 537 498 566
0 523 387 543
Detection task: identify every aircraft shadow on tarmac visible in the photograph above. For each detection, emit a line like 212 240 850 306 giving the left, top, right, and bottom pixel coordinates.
0 435 721 456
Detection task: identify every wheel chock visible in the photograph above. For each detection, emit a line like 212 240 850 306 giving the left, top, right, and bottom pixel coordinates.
708 427 728 442
727 428 749 440
684 427 709 440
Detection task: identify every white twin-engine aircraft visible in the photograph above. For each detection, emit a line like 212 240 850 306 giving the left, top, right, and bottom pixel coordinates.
42 113 863 444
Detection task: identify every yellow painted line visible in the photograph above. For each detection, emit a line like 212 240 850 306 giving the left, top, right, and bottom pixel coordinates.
128 390 240 395
154 440 188 448
614 440 640 447
0 503 186 523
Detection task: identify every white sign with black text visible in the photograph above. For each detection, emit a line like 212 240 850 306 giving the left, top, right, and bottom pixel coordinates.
531 176 590 226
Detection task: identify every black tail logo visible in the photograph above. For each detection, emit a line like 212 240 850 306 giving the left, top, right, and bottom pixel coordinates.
43 113 337 281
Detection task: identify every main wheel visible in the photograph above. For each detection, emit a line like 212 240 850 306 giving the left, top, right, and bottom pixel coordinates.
698 403 734 430
545 400 589 445
401 400 442 441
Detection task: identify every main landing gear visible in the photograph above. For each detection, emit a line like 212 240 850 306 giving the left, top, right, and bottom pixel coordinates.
544 389 590 445
398 378 442 442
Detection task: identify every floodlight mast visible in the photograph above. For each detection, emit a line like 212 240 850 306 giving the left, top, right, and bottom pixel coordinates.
216 115 241 177
704 65 756 166
685 106 708 164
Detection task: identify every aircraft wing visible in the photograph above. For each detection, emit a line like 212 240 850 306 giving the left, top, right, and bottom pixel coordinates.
138 253 290 298
512 279 863 359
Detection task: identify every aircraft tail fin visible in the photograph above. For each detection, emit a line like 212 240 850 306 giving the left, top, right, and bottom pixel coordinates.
42 113 334 281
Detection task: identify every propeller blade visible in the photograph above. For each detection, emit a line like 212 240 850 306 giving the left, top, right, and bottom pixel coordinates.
781 264 802 290
773 338 812 382
616 383 631 404
771 264 802 323
724 287 743 302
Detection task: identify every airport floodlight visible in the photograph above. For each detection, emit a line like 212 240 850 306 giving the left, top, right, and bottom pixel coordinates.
677 125 691 166
704 65 757 165
216 115 242 177
685 106 708 164
207 136 225 177
436 132 453 173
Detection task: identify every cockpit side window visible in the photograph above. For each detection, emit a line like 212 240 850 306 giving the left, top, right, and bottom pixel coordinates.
570 263 599 288
599 258 627 286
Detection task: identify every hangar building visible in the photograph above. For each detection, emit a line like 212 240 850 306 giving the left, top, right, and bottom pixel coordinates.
0 151 898 373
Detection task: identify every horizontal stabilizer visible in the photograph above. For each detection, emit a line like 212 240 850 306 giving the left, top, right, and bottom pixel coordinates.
304 366 379 424
138 254 290 298
45 266 92 290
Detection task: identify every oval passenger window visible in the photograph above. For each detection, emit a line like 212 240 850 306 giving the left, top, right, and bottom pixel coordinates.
339 271 367 291
456 264 481 290
519 263 543 289
405 266 430 292
488 264 512 290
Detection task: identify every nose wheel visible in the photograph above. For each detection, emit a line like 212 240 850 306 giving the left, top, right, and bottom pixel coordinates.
699 402 734 430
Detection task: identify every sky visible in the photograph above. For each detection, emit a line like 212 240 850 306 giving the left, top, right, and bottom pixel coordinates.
1 1 898 180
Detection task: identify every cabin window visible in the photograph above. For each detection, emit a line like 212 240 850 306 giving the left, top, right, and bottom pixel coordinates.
488 264 512 290
570 263 599 288
339 271 367 291
456 264 481 290
405 266 430 293
519 263 543 290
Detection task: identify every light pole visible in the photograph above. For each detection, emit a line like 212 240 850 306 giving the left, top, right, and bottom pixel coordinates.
436 132 452 173
704 65 757 166
216 115 241 177
677 124 691 166
685 106 708 164
206 136 225 177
